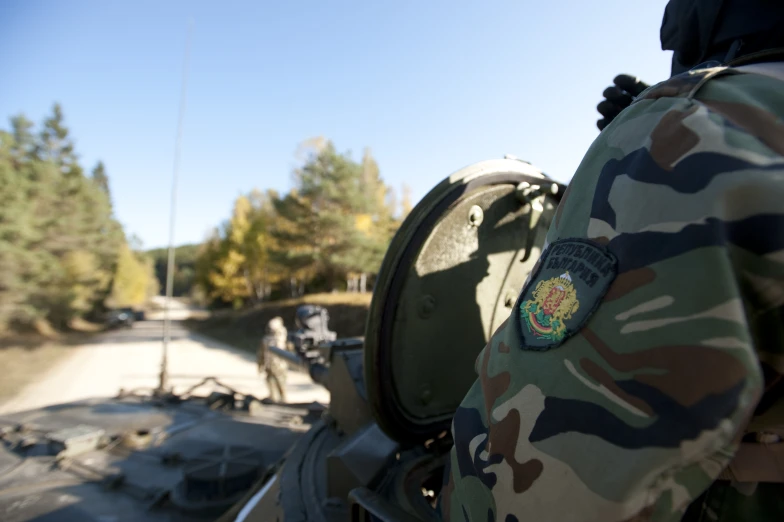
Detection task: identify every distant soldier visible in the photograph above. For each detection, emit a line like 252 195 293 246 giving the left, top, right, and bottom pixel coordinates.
258 317 289 403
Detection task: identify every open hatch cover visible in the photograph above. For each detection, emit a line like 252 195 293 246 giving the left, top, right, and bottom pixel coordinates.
364 158 565 445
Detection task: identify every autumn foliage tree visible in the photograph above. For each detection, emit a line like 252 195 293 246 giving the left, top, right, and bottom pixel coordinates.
194 139 407 308
108 243 158 308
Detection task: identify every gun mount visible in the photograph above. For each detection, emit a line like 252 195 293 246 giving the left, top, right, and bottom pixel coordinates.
266 337 362 394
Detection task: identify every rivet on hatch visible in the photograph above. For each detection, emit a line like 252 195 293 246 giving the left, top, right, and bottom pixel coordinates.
418 295 437 319
468 205 484 227
420 388 433 405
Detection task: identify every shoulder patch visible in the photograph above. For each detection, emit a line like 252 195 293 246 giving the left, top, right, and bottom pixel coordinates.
515 238 617 351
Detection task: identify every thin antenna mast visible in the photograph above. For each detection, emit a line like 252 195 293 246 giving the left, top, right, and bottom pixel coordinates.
157 19 194 395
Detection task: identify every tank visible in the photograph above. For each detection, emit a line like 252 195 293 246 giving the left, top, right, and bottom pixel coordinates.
0 157 564 522
233 157 565 522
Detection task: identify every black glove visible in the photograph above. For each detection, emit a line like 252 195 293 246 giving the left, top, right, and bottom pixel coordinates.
596 74 650 131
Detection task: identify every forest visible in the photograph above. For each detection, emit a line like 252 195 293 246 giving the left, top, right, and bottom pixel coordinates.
192 138 411 309
147 244 200 298
1 104 412 332
0 104 158 333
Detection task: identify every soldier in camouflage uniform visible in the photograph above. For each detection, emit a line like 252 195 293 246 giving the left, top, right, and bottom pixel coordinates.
258 316 289 403
442 0 784 520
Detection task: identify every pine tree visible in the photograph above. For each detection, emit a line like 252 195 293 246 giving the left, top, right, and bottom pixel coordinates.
10 115 35 161
0 129 38 330
0 108 129 331
36 103 82 177
91 161 111 200
270 141 401 293
270 191 320 296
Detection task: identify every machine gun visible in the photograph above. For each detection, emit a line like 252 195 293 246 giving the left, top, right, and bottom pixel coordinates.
266 337 364 419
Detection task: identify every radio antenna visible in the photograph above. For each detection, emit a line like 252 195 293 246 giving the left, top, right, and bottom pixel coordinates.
157 19 194 396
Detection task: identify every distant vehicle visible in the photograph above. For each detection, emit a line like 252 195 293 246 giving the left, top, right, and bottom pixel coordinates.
105 307 135 329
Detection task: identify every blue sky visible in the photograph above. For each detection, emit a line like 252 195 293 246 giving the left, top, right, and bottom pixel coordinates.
1 1 672 249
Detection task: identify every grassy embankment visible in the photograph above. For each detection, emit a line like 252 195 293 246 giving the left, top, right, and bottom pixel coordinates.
185 292 373 353
0 322 100 402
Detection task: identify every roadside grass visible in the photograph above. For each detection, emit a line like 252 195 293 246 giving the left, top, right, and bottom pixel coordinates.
0 334 89 403
263 292 373 307
69 317 105 332
185 292 373 353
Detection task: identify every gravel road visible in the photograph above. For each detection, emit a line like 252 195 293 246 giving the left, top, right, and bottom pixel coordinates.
0 318 330 415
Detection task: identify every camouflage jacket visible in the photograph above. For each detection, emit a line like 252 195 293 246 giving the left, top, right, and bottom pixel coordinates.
258 331 289 374
442 65 784 522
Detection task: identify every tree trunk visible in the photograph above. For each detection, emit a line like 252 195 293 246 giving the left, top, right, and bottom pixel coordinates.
244 268 257 303
360 273 367 293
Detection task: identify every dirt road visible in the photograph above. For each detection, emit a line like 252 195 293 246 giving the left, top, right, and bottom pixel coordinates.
0 318 330 415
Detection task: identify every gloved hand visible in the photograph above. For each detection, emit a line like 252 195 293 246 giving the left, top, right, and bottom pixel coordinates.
596 74 650 131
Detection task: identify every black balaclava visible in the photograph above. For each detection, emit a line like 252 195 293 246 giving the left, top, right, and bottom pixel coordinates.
661 0 784 76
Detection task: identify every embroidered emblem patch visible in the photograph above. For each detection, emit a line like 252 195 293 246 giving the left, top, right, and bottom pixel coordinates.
516 238 617 350
522 273 579 342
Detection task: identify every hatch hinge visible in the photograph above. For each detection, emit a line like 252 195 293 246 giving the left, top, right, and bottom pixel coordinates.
516 181 560 262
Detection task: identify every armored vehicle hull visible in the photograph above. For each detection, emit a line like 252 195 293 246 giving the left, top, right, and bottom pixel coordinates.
0 385 324 522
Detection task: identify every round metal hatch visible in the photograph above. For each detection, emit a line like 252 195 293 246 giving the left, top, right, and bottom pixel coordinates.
364 159 564 445
171 445 266 513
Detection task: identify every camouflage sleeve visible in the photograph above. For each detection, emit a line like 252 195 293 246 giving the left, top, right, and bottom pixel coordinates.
258 338 267 369
442 69 784 522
